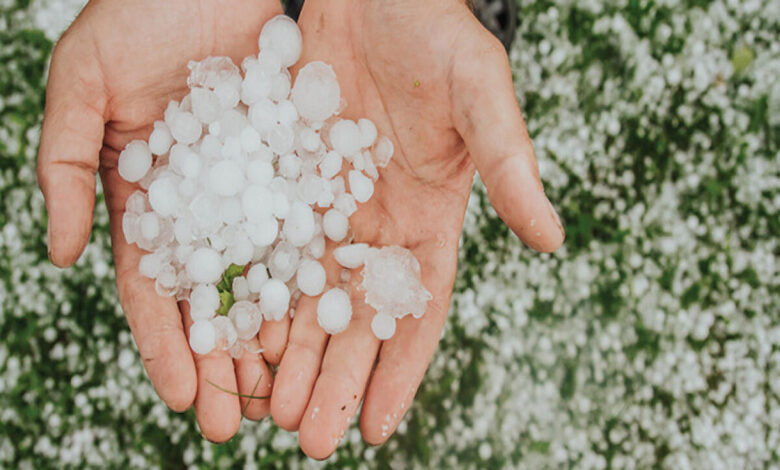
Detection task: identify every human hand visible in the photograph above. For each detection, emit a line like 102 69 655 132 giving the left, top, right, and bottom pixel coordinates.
36 0 285 442
269 0 565 458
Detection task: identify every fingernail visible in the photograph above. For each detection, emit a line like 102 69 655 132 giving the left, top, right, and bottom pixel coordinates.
546 198 564 235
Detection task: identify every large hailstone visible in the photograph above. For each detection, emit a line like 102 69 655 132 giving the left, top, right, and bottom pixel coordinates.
361 246 431 319
291 61 341 122
258 15 302 68
317 288 352 334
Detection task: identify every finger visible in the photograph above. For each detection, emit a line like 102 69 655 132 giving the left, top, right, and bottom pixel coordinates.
451 16 564 253
234 338 274 420
36 35 107 267
360 243 457 445
270 294 329 431
181 302 242 443
257 311 290 365
101 168 197 412
298 280 380 460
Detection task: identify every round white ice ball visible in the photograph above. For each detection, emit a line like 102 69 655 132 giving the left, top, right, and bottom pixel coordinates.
371 313 397 340
258 15 302 68
189 321 216 355
317 288 352 335
296 259 326 297
323 209 349 242
186 248 223 284
259 279 290 321
329 119 361 157
291 61 341 122
118 140 152 182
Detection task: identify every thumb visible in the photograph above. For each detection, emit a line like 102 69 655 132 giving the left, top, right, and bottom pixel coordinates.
451 16 564 253
36 35 107 267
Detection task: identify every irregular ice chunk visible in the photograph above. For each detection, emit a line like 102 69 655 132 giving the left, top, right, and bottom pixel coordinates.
371 313 396 340
259 14 303 68
260 279 290 321
361 246 431 319
228 300 263 340
333 243 369 269
373 136 394 168
187 56 241 91
323 209 348 242
189 320 216 355
118 140 153 182
211 316 238 350
291 62 341 122
317 288 352 334
186 248 223 284
348 170 374 203
330 120 361 157
296 259 326 297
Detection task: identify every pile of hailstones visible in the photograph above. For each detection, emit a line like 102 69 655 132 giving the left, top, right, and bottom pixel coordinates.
118 16 431 358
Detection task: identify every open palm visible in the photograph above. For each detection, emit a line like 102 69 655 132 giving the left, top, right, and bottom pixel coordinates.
269 0 565 459
36 0 285 442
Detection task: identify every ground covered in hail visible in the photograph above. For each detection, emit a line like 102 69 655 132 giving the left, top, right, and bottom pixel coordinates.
0 0 778 468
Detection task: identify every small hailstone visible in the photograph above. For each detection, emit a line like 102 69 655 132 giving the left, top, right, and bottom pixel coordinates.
170 111 202 144
138 252 163 278
148 177 180 217
227 232 254 265
186 248 223 284
307 234 326 259
240 126 262 153
228 300 262 340
291 61 341 122
268 242 300 282
231 276 249 300
241 65 273 105
272 192 290 219
323 209 349 242
189 321 217 355
330 120 362 157
371 313 396 340
211 316 238 350
125 190 149 214
269 123 295 154
319 150 342 179
279 153 301 179
348 170 374 203
190 284 220 320
246 264 269 293
317 288 352 335
122 213 139 244
276 100 299 126
139 212 160 240
190 87 221 124
209 160 245 197
269 71 292 102
334 243 370 269
169 144 202 179
249 99 276 133
259 14 302 68
219 197 243 225
373 136 394 167
242 185 274 221
296 259 326 297
247 159 274 186
283 202 316 247
358 119 377 148
259 279 290 321
316 188 335 208
246 217 278 246
149 121 174 155
300 127 321 152
118 140 153 182
213 80 240 109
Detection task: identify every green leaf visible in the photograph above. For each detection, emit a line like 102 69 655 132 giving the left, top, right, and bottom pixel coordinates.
732 45 754 74
216 291 235 316
217 263 246 293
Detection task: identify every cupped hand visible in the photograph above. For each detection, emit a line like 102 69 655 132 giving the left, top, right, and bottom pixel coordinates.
269 0 565 459
36 0 284 442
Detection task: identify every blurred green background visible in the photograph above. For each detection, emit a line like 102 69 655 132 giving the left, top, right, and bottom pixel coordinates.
1 0 778 468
